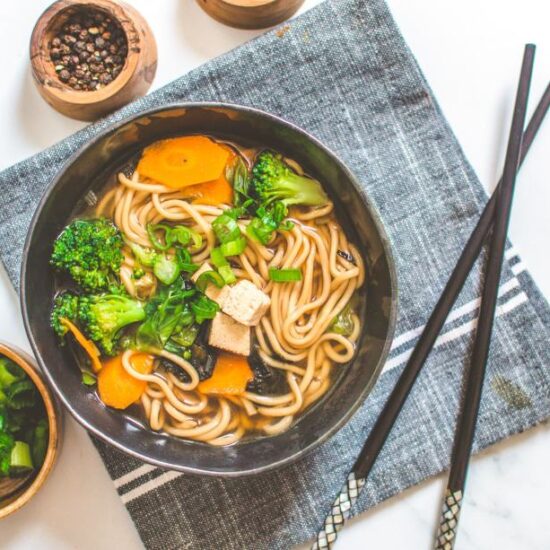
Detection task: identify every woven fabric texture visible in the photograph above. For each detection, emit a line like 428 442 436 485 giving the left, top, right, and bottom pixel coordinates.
0 1 548 548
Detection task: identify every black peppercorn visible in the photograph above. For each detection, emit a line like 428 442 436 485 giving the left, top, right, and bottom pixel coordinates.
48 8 128 92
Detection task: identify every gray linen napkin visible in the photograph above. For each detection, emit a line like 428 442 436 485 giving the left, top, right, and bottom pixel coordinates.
0 0 549 548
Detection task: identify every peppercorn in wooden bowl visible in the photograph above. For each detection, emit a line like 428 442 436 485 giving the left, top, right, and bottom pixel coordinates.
30 0 157 121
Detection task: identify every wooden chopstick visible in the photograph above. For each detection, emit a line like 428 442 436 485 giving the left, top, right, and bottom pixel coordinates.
312 54 549 550
434 43 536 550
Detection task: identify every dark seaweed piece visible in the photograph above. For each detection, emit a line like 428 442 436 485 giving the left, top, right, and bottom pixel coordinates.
189 342 217 381
337 249 355 263
246 345 289 396
161 341 217 383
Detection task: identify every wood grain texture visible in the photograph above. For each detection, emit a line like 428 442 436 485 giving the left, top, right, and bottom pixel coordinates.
196 0 305 29
0 342 62 520
30 0 157 121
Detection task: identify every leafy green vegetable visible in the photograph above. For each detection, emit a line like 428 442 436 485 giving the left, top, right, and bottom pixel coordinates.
191 294 220 324
176 248 200 274
136 280 218 354
228 156 251 207
50 218 124 292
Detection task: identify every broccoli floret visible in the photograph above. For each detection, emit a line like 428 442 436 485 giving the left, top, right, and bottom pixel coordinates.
51 293 80 337
251 151 329 207
78 294 146 356
50 219 124 292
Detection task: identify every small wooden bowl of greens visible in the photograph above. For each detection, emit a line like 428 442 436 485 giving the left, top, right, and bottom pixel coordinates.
0 343 61 519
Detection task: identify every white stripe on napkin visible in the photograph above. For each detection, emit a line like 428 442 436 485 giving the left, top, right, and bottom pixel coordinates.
121 471 182 504
390 274 522 352
114 464 157 489
383 291 528 373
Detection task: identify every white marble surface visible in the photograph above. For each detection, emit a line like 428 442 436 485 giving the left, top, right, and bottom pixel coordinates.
1 1 549 548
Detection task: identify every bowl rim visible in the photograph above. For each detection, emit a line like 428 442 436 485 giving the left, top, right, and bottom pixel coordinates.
20 101 398 476
0 342 61 519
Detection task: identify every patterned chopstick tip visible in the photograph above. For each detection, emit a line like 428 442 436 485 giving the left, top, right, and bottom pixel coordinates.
312 473 366 550
434 489 463 550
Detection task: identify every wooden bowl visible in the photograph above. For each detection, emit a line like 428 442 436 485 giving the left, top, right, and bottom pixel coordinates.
196 0 305 29
0 342 62 520
30 0 157 121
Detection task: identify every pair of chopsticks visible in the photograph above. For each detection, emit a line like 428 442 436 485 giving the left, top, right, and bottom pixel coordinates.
313 44 549 550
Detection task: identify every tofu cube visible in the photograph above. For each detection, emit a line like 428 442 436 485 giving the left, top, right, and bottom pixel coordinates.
221 279 271 327
191 262 229 306
208 313 251 356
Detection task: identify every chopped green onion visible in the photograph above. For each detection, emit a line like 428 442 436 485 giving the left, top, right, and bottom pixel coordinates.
170 226 203 250
10 441 33 473
212 214 241 244
82 372 97 386
153 255 181 285
210 247 228 268
220 236 247 257
147 223 172 251
268 267 302 282
195 270 225 292
210 246 236 283
218 265 236 285
330 303 355 336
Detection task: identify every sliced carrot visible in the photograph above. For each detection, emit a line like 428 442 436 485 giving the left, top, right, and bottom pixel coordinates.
186 175 234 206
137 136 230 189
98 353 155 410
198 353 253 396
185 148 236 205
60 317 102 373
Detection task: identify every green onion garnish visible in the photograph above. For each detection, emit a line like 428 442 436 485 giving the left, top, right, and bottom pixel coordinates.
268 267 302 282
146 223 172 251
212 214 241 244
210 247 228 268
82 372 97 386
195 270 225 292
218 265 237 285
10 441 33 473
220 236 247 257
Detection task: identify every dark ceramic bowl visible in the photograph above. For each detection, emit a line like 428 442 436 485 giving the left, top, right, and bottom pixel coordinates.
21 103 397 477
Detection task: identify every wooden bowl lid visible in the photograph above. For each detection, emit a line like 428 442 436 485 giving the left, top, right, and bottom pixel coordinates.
196 0 305 29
